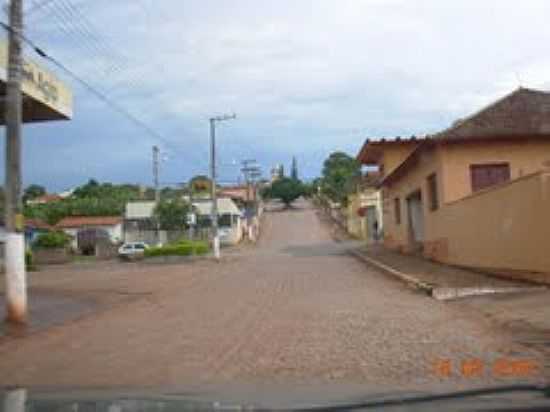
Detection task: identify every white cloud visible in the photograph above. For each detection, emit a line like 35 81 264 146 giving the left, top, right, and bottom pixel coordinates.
12 0 550 189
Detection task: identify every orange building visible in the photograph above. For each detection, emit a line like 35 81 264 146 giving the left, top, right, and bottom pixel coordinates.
357 87 550 282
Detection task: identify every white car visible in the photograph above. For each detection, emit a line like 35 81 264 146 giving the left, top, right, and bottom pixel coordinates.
118 242 148 259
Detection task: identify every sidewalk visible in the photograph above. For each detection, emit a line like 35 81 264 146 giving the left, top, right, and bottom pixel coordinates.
350 244 546 300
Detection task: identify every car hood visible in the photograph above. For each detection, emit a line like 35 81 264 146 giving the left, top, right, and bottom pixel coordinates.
3 384 550 412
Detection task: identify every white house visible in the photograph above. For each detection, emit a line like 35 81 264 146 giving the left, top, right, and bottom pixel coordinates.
56 216 123 250
123 201 159 244
192 197 243 245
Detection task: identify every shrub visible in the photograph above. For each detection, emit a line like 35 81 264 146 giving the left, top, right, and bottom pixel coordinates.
34 231 70 249
144 244 193 257
193 241 209 255
144 240 210 258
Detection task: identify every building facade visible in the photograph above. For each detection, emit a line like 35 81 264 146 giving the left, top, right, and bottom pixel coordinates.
358 88 550 281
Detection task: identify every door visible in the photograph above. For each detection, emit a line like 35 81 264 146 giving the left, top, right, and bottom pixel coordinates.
365 206 378 241
407 191 424 243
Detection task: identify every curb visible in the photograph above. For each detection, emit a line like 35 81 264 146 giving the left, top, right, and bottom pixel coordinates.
431 285 547 301
347 248 434 295
348 248 547 301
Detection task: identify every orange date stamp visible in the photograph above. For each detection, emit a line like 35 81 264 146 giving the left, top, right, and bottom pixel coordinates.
434 358 538 378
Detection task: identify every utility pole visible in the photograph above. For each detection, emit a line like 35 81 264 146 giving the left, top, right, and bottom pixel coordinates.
4 0 26 325
241 159 260 203
152 145 160 204
152 145 161 244
209 113 236 260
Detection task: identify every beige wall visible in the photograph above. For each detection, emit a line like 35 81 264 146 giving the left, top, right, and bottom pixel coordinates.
426 171 550 276
347 189 382 239
380 144 418 178
382 142 550 277
382 147 442 251
440 140 550 203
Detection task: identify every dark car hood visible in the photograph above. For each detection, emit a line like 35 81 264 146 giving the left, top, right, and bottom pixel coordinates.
2 384 550 412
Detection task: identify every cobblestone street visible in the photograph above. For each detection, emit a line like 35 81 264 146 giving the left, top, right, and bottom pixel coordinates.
0 200 546 392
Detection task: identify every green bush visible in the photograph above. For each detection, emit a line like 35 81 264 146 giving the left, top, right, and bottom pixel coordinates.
144 240 210 258
176 239 209 255
193 241 209 255
34 231 70 249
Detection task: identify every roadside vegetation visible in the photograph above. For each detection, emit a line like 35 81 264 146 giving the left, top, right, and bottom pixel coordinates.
262 177 305 207
318 151 361 206
261 152 360 208
34 231 71 249
154 198 191 230
23 179 148 225
144 239 210 258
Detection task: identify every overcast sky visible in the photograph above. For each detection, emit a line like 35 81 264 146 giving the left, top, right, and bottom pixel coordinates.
2 0 550 191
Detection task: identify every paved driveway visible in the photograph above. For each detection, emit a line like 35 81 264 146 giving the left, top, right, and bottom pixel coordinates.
0 200 546 393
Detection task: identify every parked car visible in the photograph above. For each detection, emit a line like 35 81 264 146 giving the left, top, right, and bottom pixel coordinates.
118 242 148 260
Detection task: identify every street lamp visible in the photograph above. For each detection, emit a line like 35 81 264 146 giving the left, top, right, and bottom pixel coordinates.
209 113 236 260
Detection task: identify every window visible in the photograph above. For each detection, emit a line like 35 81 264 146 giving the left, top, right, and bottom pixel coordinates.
218 214 232 227
470 163 510 192
394 197 401 225
427 173 439 211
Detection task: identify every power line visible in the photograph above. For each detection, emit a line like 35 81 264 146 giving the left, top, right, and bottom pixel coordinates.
33 0 213 163
32 0 135 87
27 0 158 108
25 0 55 16
17 2 220 171
0 20 188 156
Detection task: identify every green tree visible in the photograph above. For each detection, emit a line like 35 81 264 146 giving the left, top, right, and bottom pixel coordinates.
154 199 191 230
302 178 320 198
321 151 361 205
269 177 304 207
72 179 100 198
260 185 272 199
34 231 71 248
24 180 145 225
23 184 46 203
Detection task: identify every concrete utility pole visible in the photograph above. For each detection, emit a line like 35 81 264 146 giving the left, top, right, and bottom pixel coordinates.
152 145 161 244
4 0 26 325
241 159 260 203
152 145 160 204
209 113 236 260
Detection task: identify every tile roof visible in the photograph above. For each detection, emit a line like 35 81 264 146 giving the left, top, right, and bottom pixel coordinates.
218 186 255 201
28 194 63 204
24 218 52 230
356 135 426 164
435 87 550 141
55 216 122 228
379 87 550 187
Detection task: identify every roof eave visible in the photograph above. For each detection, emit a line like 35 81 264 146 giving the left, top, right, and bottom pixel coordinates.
379 140 436 187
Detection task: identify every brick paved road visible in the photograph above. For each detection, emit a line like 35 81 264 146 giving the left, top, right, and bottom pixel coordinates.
0 199 545 392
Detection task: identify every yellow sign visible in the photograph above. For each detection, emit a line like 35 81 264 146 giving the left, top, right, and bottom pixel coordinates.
0 40 73 120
